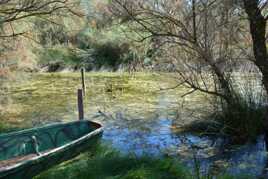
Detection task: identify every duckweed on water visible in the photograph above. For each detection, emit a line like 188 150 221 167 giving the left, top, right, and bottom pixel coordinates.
1 72 207 130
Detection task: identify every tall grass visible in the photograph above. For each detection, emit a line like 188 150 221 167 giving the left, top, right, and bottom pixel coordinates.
183 73 266 143
214 75 266 143
36 144 188 179
35 144 251 179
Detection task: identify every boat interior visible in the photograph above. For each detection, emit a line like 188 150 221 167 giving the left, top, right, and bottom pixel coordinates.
0 120 101 169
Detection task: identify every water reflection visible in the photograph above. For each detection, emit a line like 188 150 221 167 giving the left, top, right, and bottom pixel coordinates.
101 91 268 177
103 118 179 155
103 114 268 177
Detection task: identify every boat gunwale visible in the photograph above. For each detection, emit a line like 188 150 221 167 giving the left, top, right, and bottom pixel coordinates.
0 120 96 139
0 120 103 176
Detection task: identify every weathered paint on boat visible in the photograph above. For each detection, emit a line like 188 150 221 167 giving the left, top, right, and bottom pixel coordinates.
0 120 103 179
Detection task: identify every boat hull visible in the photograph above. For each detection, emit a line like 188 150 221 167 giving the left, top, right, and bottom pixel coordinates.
0 120 103 179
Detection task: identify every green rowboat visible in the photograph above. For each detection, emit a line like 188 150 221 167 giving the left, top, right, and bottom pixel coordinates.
0 120 103 179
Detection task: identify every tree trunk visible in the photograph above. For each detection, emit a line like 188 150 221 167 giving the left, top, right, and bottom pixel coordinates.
243 0 268 143
192 0 197 43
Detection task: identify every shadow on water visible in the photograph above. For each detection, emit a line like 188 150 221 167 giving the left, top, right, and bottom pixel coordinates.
1 72 268 177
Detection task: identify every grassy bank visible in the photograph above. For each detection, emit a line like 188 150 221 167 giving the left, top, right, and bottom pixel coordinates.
35 144 251 179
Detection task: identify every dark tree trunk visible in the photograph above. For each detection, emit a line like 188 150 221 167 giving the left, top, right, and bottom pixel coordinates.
243 0 268 145
192 0 197 43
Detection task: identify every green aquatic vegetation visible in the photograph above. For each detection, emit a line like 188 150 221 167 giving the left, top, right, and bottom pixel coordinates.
2 72 200 129
3 72 264 144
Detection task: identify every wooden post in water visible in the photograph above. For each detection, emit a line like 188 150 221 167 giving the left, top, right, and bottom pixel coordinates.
81 68 86 96
77 89 84 120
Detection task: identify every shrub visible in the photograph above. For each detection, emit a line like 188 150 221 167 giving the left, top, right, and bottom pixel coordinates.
38 47 81 72
87 42 134 71
184 75 266 144
74 26 149 71
215 79 266 143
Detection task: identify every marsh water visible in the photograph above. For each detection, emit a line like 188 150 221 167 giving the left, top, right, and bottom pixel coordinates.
0 72 267 177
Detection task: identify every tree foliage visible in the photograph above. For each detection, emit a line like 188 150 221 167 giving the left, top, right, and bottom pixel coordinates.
110 0 247 103
107 0 268 141
0 0 81 37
